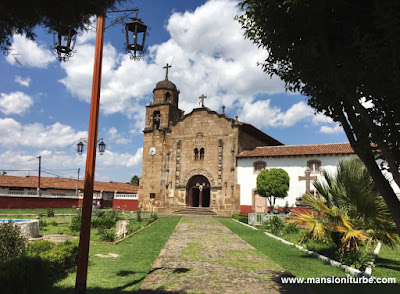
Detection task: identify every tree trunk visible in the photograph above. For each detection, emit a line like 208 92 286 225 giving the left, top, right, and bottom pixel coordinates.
356 149 400 235
337 106 400 235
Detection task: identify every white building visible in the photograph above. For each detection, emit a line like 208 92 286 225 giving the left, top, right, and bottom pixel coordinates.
236 143 355 214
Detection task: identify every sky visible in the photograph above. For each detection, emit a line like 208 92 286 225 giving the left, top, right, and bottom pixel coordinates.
0 0 347 183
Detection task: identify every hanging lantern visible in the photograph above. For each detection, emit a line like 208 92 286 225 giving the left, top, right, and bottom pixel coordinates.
125 17 148 60
77 141 84 155
98 141 106 155
53 27 77 61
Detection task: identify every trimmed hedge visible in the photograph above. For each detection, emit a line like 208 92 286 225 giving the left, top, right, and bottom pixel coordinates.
232 214 248 224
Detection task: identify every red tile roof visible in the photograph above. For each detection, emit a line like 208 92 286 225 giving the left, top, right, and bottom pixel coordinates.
237 143 354 158
0 175 138 193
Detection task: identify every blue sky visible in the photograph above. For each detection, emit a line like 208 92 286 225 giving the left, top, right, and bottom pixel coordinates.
0 0 347 183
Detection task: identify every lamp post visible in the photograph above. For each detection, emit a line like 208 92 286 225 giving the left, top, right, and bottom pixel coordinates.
74 11 147 294
77 138 106 155
53 27 77 61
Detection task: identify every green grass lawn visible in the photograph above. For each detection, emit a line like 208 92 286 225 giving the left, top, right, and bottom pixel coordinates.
0 208 153 242
0 208 79 215
217 218 400 294
52 216 181 293
374 245 400 282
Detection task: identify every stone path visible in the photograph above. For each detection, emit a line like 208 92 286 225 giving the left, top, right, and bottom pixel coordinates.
139 216 311 294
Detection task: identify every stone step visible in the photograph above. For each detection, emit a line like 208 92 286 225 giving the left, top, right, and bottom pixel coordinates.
173 207 217 215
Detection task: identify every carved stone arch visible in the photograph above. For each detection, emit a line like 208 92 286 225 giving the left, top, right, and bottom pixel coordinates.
183 168 216 186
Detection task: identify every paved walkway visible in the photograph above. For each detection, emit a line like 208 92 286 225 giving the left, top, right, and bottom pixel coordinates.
139 216 311 294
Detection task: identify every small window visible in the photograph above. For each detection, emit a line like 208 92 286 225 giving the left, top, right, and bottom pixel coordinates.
165 92 171 102
200 148 205 160
150 193 156 199
253 161 266 173
194 148 199 160
307 160 321 174
153 111 161 130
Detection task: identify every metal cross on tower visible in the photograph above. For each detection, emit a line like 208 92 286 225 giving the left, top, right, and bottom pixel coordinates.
199 94 207 107
163 63 172 79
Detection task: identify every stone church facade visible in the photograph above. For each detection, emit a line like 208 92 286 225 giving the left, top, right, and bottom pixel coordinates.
139 77 283 215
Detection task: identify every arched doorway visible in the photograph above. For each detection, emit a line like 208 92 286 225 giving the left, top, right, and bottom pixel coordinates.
186 175 210 207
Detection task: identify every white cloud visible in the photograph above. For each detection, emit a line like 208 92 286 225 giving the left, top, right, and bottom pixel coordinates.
0 92 33 115
312 112 334 125
277 102 314 127
58 0 285 120
107 127 130 144
15 76 31 87
0 118 87 148
320 124 343 134
99 148 143 168
239 100 314 128
6 34 54 68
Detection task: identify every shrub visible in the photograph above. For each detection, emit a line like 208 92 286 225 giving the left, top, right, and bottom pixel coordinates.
100 229 115 242
49 220 58 226
150 212 158 221
146 218 155 226
92 210 121 230
137 207 143 222
47 209 55 217
0 222 26 262
70 213 82 231
264 216 285 236
232 214 248 224
284 223 300 234
26 240 55 256
39 241 79 280
283 201 291 214
338 250 372 271
39 219 48 229
0 255 51 294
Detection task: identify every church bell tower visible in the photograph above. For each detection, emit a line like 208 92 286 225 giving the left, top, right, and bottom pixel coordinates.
140 65 184 211
144 64 183 132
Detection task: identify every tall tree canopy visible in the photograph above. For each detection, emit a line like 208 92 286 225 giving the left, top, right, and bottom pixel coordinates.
238 0 400 233
129 175 140 186
0 0 125 53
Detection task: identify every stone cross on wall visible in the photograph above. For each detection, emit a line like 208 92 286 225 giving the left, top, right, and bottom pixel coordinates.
163 63 172 79
299 170 317 193
199 94 207 107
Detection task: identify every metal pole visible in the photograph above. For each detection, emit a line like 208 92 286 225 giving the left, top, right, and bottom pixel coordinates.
76 168 80 196
75 14 105 294
37 156 41 196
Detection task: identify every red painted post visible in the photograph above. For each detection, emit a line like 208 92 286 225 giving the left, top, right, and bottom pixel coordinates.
75 15 105 294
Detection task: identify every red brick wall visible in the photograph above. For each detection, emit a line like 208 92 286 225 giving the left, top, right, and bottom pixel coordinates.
240 205 252 215
0 196 79 209
112 199 138 211
0 197 139 211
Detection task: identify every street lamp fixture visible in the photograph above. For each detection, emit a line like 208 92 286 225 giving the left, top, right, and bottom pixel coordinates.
53 27 77 61
125 16 148 60
77 138 106 155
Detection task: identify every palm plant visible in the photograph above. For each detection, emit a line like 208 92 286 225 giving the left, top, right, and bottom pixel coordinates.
290 158 398 251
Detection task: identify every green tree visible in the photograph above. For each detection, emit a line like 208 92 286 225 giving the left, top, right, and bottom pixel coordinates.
238 0 400 233
256 168 289 213
0 0 126 53
129 175 140 186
